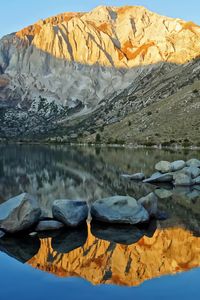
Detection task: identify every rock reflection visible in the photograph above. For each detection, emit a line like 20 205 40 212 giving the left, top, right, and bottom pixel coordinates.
51 225 88 254
0 235 40 263
91 220 157 245
26 223 200 286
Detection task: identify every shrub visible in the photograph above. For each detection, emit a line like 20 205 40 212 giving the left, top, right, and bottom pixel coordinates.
95 133 101 143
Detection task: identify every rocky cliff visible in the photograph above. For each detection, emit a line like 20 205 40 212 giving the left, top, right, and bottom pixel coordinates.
0 6 200 140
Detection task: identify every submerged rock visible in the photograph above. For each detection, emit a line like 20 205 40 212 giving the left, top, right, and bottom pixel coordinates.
154 188 173 199
0 193 41 233
52 199 88 227
195 176 200 185
173 173 194 186
35 220 64 232
155 161 172 173
121 173 145 181
143 172 173 183
186 159 200 168
91 195 149 225
138 192 158 217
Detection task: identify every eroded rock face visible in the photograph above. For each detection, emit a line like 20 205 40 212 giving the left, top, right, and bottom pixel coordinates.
1 6 200 139
0 193 41 233
91 195 149 224
52 200 88 227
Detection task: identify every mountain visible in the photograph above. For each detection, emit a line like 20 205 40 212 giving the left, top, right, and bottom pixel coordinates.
0 6 200 143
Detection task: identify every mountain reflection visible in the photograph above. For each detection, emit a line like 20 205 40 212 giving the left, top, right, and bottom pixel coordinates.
26 223 200 286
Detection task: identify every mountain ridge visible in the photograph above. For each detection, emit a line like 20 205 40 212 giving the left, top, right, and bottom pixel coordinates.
0 5 200 143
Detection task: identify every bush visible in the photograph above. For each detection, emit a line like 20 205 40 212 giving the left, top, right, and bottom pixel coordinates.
128 120 132 126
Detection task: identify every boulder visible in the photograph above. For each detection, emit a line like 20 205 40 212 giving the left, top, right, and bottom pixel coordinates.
52 200 88 227
195 176 200 185
138 193 158 217
186 159 200 168
182 166 200 179
155 161 172 173
35 220 64 232
155 189 173 199
173 173 194 186
91 195 149 225
0 230 5 238
143 172 173 183
0 193 41 233
121 173 145 181
171 160 185 172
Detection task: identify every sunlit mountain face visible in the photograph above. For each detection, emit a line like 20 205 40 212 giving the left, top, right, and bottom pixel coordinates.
1 6 200 141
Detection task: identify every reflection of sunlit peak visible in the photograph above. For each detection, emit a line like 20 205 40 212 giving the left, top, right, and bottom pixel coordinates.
28 226 200 287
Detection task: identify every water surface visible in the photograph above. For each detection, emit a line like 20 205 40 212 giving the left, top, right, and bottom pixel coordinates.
0 144 200 299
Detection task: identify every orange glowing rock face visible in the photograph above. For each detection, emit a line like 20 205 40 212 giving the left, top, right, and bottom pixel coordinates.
14 6 200 67
28 225 200 286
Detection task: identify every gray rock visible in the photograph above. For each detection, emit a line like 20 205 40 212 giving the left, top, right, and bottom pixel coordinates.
155 189 173 199
171 160 185 172
173 173 194 186
52 199 88 227
0 193 41 233
195 176 200 185
143 172 173 183
186 159 200 168
138 193 158 217
155 161 172 173
0 230 5 238
35 220 64 232
121 173 145 181
29 232 37 237
182 166 200 179
91 195 149 225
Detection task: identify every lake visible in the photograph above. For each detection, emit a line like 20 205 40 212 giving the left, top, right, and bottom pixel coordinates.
0 144 200 299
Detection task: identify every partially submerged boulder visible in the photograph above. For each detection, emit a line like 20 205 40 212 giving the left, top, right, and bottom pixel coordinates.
121 173 145 181
155 188 173 199
138 192 158 217
171 160 186 172
52 199 88 227
91 195 149 225
0 193 41 233
155 161 172 173
182 166 200 179
186 159 200 168
143 172 173 183
195 176 200 185
35 220 64 232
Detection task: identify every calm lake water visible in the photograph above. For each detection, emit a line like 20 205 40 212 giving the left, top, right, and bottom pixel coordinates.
1 144 200 299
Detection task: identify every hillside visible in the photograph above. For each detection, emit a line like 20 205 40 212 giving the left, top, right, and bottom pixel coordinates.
0 6 200 143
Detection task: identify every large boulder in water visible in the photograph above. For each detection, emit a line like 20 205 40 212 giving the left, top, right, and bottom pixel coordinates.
171 160 186 172
121 173 145 181
182 166 200 179
52 199 88 227
143 172 173 183
138 192 158 217
155 161 172 173
91 196 149 225
0 193 41 233
186 159 200 168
